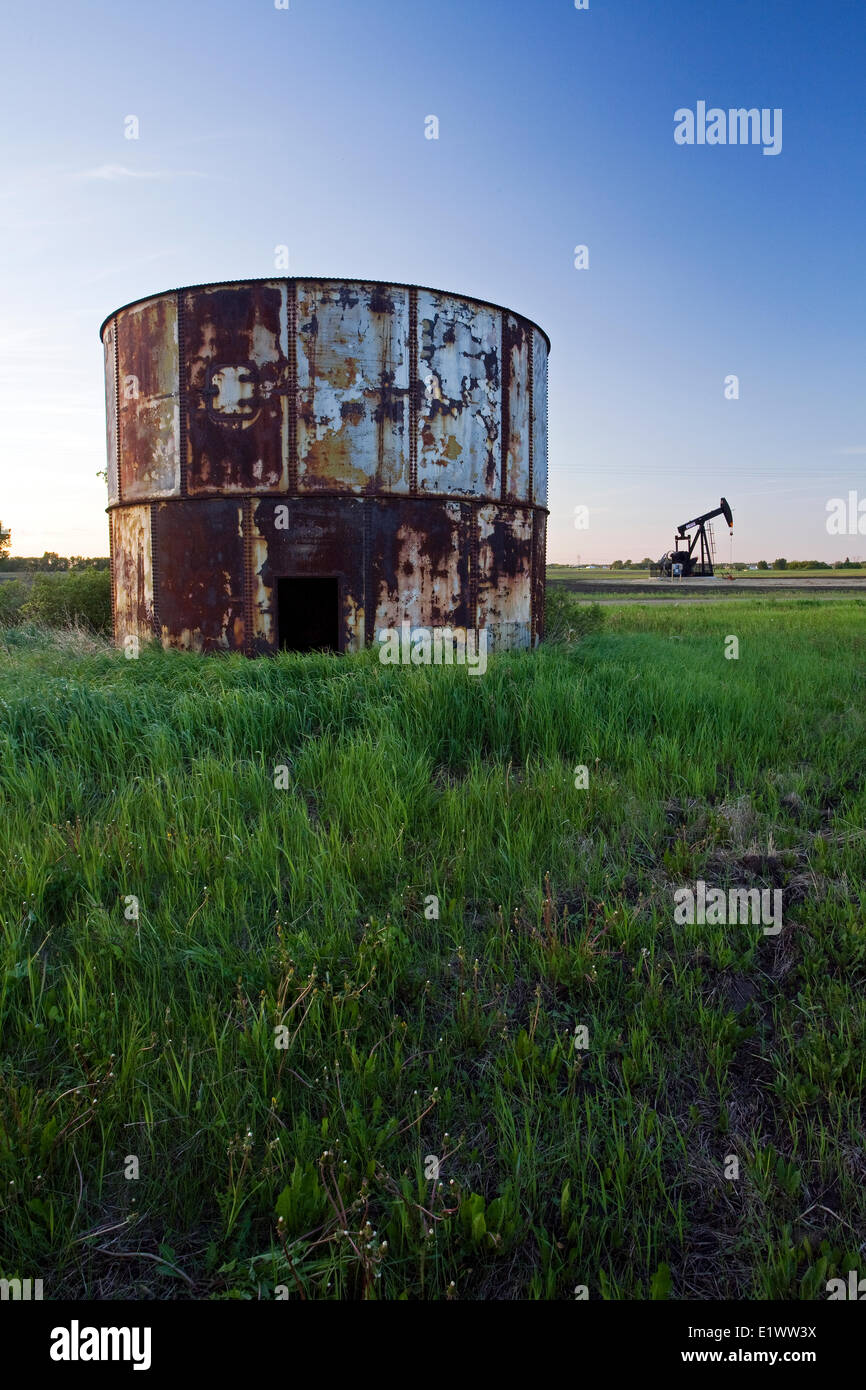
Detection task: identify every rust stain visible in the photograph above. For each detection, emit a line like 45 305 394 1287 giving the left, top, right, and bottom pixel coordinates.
115 297 180 500
103 319 119 505
185 282 289 495
297 282 409 494
371 499 467 631
503 314 530 502
111 506 153 643
416 291 501 498
299 431 372 490
532 329 549 507
154 499 245 651
477 505 533 646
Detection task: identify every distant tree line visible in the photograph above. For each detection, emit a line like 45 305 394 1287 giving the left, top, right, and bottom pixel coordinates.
0 553 110 572
760 559 863 570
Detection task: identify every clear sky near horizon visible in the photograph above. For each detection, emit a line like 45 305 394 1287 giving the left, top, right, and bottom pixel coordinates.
1 0 864 564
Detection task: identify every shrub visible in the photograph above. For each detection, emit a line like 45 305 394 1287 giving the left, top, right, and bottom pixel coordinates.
20 569 112 633
544 587 605 642
0 579 27 625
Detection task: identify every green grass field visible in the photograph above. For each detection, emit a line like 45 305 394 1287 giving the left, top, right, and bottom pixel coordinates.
1 598 865 1300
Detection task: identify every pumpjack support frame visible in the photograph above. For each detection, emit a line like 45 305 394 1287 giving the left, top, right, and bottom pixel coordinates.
656 497 733 578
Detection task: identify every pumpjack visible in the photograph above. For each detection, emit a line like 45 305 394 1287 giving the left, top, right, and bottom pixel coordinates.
656 498 733 577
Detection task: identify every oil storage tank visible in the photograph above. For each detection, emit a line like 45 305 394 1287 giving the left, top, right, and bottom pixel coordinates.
100 278 549 656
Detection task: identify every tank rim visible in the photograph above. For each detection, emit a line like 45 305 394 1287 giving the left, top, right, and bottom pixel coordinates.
105 496 551 515
98 276 551 352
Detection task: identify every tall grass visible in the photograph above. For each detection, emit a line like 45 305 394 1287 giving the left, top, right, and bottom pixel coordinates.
0 599 864 1299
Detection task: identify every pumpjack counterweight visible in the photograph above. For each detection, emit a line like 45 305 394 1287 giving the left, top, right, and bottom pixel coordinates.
656 497 733 578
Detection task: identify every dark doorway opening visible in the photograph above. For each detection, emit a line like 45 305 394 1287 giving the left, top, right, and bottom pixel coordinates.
277 577 340 653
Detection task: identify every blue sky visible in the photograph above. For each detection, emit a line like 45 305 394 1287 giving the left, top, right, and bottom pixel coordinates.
1 0 864 562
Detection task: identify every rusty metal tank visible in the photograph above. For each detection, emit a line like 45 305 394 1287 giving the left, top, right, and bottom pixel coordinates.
100 278 549 655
